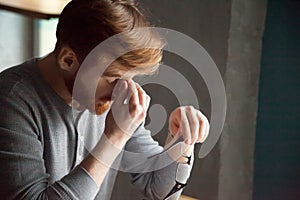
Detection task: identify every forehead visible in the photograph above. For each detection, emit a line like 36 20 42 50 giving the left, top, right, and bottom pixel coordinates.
102 66 138 80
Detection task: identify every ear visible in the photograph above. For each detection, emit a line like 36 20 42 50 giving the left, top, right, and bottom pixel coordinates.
57 46 80 74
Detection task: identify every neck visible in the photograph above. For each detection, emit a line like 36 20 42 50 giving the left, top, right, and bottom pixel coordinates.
37 53 73 106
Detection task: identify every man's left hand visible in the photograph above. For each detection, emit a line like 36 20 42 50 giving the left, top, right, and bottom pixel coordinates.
168 106 210 145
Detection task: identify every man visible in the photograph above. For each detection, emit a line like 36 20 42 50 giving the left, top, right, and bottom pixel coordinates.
0 0 209 199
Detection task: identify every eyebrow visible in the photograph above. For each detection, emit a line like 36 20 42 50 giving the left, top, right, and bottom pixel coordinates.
102 72 134 80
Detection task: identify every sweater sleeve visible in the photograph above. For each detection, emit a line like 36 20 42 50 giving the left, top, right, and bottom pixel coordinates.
0 90 99 200
120 124 194 200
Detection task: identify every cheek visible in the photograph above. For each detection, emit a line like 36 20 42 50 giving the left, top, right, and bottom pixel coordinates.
95 81 116 100
72 79 91 106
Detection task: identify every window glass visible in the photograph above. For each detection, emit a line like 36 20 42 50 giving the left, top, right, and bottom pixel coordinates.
34 18 58 57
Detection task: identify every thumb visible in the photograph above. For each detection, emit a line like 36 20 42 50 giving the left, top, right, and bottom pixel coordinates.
168 110 181 136
169 122 180 136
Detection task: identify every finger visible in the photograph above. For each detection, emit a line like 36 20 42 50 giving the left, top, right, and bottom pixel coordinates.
127 80 138 103
202 112 210 142
186 106 199 144
111 79 121 100
145 94 151 110
135 83 147 108
180 108 192 145
168 109 180 136
204 121 210 141
127 80 140 113
196 111 209 143
113 80 128 106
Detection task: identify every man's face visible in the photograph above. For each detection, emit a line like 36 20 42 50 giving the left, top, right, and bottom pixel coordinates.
73 69 135 115
93 75 122 115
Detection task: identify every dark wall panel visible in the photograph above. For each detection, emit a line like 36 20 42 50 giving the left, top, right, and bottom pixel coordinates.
253 0 300 199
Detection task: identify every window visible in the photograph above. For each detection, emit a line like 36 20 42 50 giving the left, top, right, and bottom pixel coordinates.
34 18 58 57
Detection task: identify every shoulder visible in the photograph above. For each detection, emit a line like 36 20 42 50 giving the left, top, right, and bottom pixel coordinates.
0 58 37 94
0 59 42 134
0 58 41 118
0 58 39 98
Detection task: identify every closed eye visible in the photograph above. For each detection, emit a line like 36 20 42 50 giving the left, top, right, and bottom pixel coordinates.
106 77 119 84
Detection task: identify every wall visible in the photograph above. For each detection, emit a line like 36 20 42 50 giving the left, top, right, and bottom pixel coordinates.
218 0 267 200
113 1 267 199
112 0 231 199
253 0 300 199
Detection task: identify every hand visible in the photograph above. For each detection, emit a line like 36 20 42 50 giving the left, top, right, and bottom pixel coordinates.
168 106 210 145
104 79 150 142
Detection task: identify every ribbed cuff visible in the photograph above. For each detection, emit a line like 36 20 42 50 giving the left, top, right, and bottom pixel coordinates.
59 166 99 200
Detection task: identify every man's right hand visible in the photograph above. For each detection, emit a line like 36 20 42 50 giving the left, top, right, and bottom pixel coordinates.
80 80 150 187
104 79 150 143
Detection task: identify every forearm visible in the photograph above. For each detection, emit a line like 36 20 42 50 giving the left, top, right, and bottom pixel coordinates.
139 134 195 199
0 128 100 200
80 132 129 187
131 153 194 200
123 125 194 199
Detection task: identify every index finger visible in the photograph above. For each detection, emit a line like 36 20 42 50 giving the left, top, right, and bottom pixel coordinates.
127 80 139 106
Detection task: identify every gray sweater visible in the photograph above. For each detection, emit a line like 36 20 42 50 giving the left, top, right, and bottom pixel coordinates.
0 59 192 200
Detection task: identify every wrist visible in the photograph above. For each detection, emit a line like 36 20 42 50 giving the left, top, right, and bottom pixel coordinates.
181 143 194 157
104 131 130 147
80 132 126 187
167 142 194 164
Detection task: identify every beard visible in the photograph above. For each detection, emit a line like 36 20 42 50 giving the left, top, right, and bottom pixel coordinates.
95 101 111 115
66 72 111 115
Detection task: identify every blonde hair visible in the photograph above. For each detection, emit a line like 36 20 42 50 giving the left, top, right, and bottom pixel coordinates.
56 0 164 76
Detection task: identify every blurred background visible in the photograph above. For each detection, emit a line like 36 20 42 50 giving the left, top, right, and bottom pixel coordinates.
0 0 299 199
